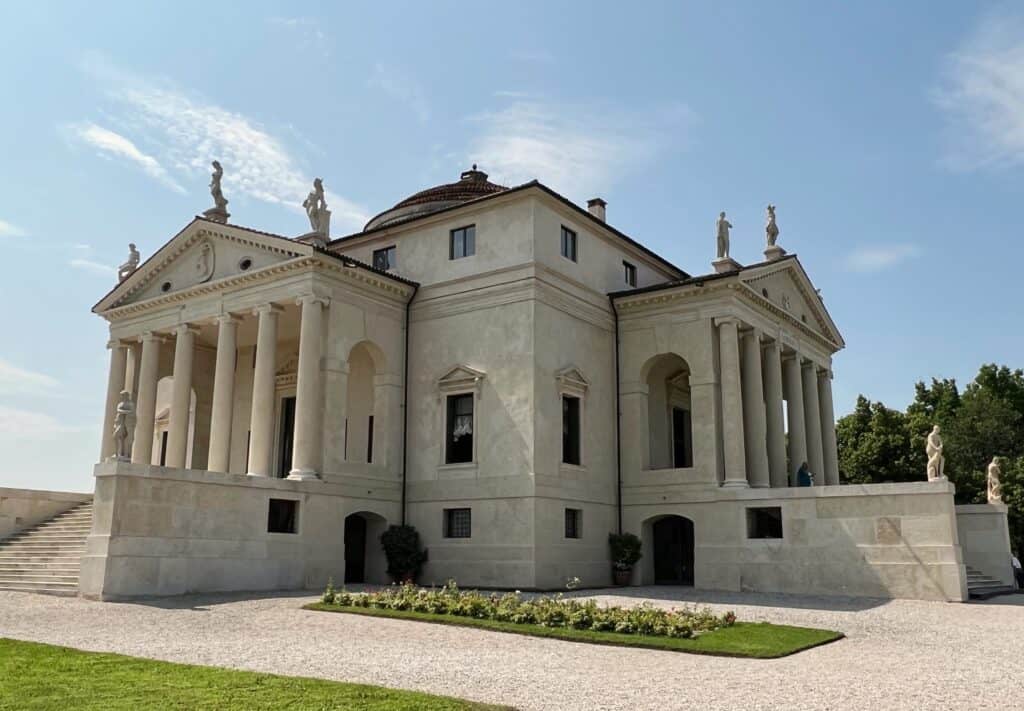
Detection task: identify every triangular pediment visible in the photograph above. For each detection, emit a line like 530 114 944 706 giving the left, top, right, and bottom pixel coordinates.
555 366 589 392
93 218 312 313
740 257 845 348
438 364 486 389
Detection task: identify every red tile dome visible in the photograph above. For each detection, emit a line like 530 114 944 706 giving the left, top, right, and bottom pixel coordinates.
364 166 507 231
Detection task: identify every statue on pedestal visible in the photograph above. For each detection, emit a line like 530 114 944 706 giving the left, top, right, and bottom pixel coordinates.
926 425 946 481
716 211 732 259
765 205 779 247
988 457 1003 503
118 243 140 283
112 390 136 461
302 178 331 236
202 160 231 223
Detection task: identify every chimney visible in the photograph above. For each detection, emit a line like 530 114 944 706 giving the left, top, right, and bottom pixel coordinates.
587 198 606 222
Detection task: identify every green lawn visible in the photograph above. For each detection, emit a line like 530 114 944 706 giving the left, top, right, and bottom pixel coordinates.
305 604 843 659
0 638 510 711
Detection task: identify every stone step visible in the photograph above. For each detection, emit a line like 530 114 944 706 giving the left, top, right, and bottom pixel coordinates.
0 563 80 572
0 582 78 596
0 555 83 563
0 573 79 583
2 533 89 542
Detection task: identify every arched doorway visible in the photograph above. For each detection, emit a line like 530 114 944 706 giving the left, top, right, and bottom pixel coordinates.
652 515 694 585
344 514 368 583
343 511 388 584
641 354 693 470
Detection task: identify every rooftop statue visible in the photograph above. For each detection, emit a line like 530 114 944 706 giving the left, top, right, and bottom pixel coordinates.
203 160 230 223
118 243 140 283
766 204 779 247
926 425 946 481
303 177 331 236
716 211 732 259
112 390 135 461
987 457 1003 503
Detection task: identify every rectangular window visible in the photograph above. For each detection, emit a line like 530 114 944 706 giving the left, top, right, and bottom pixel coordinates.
372 245 397 271
268 499 298 534
445 393 474 464
564 508 582 539
562 395 581 466
560 226 577 262
449 225 476 259
672 407 693 468
746 507 783 539
443 508 472 538
367 415 374 463
623 261 637 287
159 431 168 466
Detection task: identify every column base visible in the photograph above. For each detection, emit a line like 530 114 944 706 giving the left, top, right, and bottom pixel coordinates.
286 469 320 481
721 480 750 489
246 472 270 478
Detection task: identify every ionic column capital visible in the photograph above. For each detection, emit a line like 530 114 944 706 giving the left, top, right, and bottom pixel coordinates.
106 338 129 350
297 294 330 309
252 303 284 317
173 323 201 337
214 312 242 326
138 331 165 344
713 315 742 329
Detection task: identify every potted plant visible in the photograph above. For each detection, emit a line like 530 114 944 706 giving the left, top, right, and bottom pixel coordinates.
380 524 429 584
608 532 642 586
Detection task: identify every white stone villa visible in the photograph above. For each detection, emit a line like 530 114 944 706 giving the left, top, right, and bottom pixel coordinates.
2 166 1014 601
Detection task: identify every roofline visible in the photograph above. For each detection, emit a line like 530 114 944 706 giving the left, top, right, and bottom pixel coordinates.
608 254 797 299
327 180 690 280
93 216 418 313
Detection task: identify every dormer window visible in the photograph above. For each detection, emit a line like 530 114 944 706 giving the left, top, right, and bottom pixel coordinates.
450 225 476 259
373 245 397 271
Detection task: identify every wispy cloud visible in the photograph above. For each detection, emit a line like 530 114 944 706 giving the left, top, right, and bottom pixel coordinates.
465 100 695 199
934 9 1024 170
369 64 430 122
73 54 369 230
66 122 186 193
70 258 116 276
845 244 921 273
510 49 554 65
0 406 87 439
267 16 329 57
0 219 27 238
0 358 59 395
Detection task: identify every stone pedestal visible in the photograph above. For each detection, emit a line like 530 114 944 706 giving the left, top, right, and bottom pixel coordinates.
296 232 328 249
202 207 230 224
763 245 786 262
712 257 742 274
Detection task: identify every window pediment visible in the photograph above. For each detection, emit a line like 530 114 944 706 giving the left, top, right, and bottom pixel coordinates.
437 364 486 397
555 366 589 394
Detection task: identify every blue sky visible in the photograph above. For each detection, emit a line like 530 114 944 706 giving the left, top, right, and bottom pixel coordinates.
1 2 1022 492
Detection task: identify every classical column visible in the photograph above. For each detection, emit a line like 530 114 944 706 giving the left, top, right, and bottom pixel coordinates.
781 352 807 484
166 324 198 469
802 360 825 479
248 304 281 477
207 314 240 473
762 339 788 488
716 317 747 488
740 329 770 488
123 342 140 396
100 340 129 461
132 332 163 464
289 295 329 480
818 369 840 486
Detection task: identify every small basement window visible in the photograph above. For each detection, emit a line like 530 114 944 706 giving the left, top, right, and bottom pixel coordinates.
746 507 783 539
443 508 472 538
268 498 298 534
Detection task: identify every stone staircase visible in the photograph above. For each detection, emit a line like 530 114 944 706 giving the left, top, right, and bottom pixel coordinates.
966 565 1017 600
0 501 92 596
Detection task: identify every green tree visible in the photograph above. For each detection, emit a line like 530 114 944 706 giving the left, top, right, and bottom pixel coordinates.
836 396 915 484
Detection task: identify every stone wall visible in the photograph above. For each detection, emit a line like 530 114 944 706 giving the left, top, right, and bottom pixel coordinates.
623 481 967 602
956 503 1015 587
80 461 398 600
0 487 92 540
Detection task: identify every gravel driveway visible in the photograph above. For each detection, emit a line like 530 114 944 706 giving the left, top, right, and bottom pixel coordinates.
0 587 1021 710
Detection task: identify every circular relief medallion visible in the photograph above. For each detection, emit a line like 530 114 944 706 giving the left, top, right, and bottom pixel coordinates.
194 239 215 283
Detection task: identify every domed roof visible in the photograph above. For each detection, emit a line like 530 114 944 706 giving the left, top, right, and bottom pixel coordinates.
364 166 508 231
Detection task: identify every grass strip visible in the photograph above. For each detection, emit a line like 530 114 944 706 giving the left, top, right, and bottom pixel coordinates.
0 637 510 711
305 603 843 659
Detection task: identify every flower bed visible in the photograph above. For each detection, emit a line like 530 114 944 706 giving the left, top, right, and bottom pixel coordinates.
320 581 735 639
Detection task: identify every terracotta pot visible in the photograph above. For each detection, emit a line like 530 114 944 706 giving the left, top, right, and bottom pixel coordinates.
613 568 632 586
